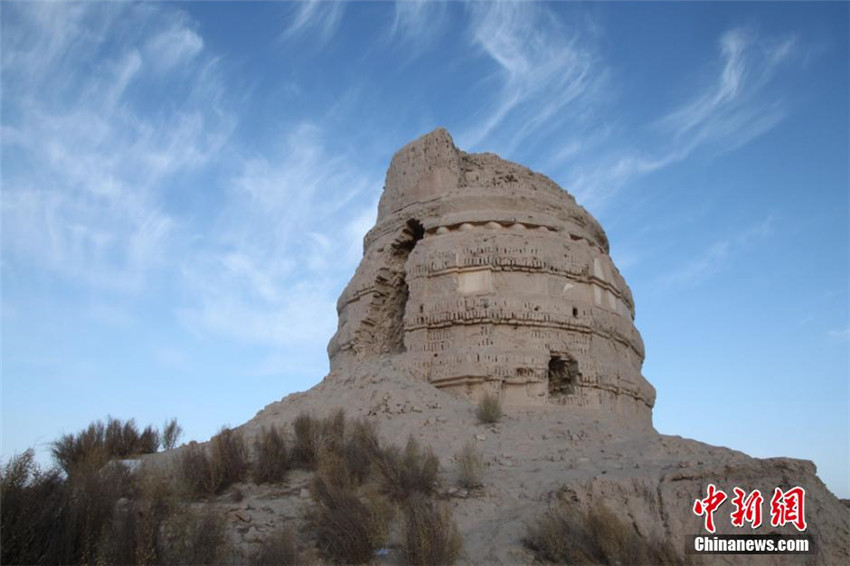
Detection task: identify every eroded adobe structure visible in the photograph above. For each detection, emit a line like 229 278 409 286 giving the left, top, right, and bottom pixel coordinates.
328 129 656 423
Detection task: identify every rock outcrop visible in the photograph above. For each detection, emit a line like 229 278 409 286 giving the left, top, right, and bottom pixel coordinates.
329 128 654 424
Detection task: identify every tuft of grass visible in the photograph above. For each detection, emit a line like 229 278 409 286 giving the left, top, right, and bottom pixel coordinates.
523 500 682 565
375 435 439 501
402 495 462 566
308 476 391 564
456 441 484 489
476 391 503 424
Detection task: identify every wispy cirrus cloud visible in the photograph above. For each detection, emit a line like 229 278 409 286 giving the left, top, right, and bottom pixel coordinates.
282 0 346 44
389 0 449 48
143 18 204 74
827 326 850 343
461 2 608 152
1 2 233 292
177 122 379 349
569 27 797 213
659 216 775 288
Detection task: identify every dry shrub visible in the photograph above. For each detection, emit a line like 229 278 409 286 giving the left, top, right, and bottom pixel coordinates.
97 467 177 565
1 450 68 565
308 476 391 564
456 441 484 489
375 435 439 501
177 428 249 497
292 413 322 469
161 418 183 450
212 427 249 487
178 443 218 497
139 425 161 454
476 392 502 424
320 408 347 454
344 418 381 486
251 526 303 566
253 426 291 484
402 495 462 565
52 421 108 474
158 507 229 565
524 500 682 565
317 446 353 490
51 417 167 474
293 409 351 471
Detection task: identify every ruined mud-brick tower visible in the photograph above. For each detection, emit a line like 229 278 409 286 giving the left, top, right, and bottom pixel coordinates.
328 128 656 423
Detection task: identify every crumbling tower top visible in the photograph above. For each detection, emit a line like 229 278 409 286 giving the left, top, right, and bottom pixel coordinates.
328 128 655 424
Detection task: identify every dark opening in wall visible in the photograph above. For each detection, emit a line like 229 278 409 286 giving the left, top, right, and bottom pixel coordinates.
365 219 424 357
548 354 580 397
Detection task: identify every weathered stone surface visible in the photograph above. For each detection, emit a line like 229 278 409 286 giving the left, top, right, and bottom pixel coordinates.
328 128 654 423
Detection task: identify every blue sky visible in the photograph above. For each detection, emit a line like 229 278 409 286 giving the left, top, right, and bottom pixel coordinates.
2 2 847 498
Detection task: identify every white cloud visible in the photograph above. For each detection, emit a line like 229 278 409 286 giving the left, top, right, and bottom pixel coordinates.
567 27 797 215
282 0 345 44
461 2 608 151
1 3 232 293
390 0 448 47
660 217 774 288
177 122 380 349
144 22 204 73
660 28 794 145
827 327 850 342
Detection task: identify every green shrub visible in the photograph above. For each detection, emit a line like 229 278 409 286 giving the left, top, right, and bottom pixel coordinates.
476 392 502 424
456 441 484 489
402 495 462 565
253 426 291 484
